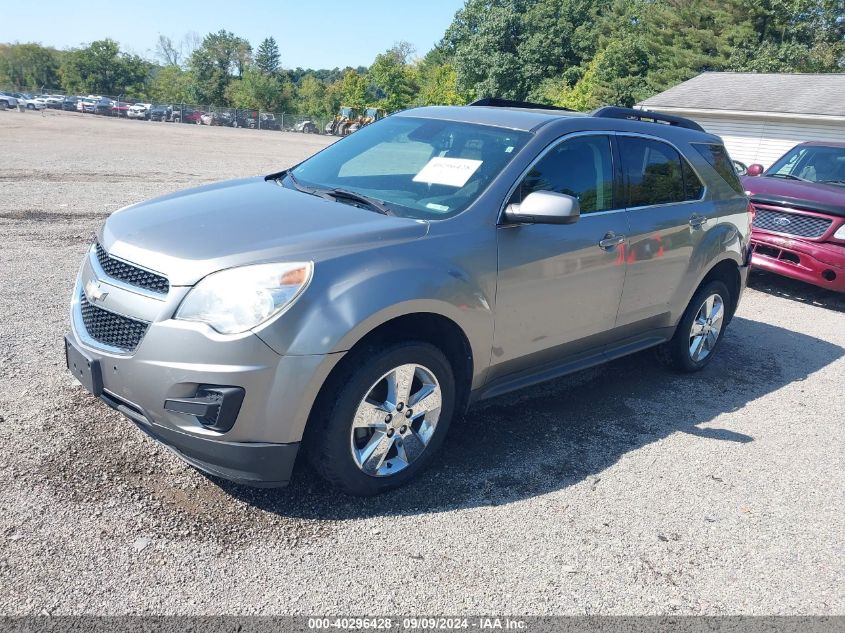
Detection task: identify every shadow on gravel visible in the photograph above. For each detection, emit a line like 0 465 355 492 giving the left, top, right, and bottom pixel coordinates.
749 269 845 313
219 316 844 519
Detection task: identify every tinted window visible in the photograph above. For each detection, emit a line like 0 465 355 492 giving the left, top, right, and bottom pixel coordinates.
512 135 614 213
683 159 704 199
692 143 744 194
620 137 695 206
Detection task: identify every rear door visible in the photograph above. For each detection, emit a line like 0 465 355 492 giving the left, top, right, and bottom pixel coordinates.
491 133 629 380
615 134 709 328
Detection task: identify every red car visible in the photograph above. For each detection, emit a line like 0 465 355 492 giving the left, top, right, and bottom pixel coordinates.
174 108 203 124
743 141 845 292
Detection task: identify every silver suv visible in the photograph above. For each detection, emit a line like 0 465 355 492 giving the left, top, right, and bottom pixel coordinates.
66 101 751 495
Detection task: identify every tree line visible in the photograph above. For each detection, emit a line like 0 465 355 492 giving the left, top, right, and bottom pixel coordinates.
1 0 842 116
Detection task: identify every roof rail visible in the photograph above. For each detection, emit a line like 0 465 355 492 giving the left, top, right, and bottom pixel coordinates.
591 106 705 132
469 98 574 112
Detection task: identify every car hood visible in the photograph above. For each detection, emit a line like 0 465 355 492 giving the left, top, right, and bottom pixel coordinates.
742 175 845 218
100 177 429 286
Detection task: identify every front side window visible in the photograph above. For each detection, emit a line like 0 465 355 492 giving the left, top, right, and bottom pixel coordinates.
619 136 702 207
289 116 531 220
510 135 615 213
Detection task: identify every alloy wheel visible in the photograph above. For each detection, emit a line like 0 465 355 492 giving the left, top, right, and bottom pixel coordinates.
689 293 724 362
349 363 442 477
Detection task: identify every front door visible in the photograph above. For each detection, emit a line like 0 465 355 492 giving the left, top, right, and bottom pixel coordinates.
490 134 629 381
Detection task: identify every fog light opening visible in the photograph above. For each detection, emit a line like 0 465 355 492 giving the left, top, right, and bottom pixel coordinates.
821 269 836 282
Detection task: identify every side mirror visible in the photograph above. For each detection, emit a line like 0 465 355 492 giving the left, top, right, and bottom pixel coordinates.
746 164 764 177
732 160 748 176
505 191 580 225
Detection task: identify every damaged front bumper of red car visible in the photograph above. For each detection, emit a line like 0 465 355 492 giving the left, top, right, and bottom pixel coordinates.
751 231 845 292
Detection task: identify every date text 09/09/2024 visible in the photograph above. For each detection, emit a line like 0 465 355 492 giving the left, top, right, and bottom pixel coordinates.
307 618 529 630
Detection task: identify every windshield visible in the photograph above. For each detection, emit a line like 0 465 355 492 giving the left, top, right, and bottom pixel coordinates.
288 116 532 220
767 145 845 186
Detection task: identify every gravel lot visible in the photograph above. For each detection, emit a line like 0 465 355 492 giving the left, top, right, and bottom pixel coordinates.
1 111 843 616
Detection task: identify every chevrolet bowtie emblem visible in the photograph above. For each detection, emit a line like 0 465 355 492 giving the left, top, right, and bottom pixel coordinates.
85 279 109 302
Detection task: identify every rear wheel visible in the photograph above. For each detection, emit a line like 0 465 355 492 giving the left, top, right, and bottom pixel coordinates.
662 280 730 372
305 342 456 496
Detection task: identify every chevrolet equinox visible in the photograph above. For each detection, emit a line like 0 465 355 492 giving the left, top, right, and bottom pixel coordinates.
66 101 751 495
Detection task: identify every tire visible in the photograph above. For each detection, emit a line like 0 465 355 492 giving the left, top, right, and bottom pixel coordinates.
305 341 457 496
662 280 731 372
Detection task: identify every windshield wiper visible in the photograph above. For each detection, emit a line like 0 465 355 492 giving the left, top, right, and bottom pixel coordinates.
283 169 311 193
328 188 394 216
279 170 338 202
769 173 809 182
820 179 845 186
278 171 394 215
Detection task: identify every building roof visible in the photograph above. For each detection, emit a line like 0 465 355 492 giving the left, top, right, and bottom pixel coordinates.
638 72 845 118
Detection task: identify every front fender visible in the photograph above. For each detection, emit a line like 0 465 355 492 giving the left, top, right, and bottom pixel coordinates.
253 253 495 388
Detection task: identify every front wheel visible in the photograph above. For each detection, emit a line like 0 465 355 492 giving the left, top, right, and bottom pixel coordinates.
305 342 456 496
662 280 731 372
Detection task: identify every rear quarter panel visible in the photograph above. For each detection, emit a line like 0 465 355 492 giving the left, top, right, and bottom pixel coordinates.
671 140 750 319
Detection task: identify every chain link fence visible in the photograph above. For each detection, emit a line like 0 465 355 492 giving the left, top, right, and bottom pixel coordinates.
1 88 337 136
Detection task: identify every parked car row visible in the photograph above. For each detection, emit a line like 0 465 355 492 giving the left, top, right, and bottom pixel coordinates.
0 91 47 109
0 90 379 138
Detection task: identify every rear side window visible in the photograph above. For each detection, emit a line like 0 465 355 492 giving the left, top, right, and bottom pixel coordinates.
619 137 703 207
692 143 744 194
512 135 615 213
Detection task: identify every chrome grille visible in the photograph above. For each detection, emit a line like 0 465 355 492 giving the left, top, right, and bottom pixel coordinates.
95 243 169 294
79 293 149 352
753 208 832 238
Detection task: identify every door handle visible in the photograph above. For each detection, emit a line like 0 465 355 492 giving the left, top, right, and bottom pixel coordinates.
598 232 625 250
689 214 709 229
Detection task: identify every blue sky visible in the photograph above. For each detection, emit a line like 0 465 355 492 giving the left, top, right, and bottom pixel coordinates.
1 0 466 68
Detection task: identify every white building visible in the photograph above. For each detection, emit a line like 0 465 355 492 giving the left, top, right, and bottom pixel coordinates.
637 72 845 169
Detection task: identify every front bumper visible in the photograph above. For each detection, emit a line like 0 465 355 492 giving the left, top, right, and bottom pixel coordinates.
66 317 340 485
66 250 343 486
100 388 300 486
750 232 845 293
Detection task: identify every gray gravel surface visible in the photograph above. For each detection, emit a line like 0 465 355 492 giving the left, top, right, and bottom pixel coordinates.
1 111 843 616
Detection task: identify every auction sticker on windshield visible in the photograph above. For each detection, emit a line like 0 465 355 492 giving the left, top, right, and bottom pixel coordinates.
413 157 483 187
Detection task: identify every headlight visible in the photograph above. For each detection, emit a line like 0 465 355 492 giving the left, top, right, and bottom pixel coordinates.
834 224 845 240
175 262 312 334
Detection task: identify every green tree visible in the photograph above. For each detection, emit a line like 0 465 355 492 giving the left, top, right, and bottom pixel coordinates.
59 39 149 96
322 79 344 116
336 69 368 109
417 62 466 105
442 0 844 110
226 68 293 111
367 44 419 111
255 37 281 75
0 43 61 90
296 74 328 116
187 30 252 104
148 65 192 102
442 0 530 99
